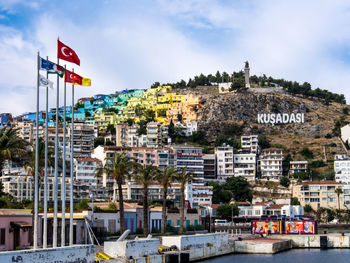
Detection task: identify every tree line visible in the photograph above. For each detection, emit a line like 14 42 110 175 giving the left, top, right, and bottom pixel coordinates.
152 70 346 104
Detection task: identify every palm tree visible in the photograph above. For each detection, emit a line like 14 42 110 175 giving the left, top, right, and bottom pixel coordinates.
0 127 27 172
175 167 193 234
156 167 177 234
96 152 134 234
133 164 158 236
335 187 344 220
335 187 343 211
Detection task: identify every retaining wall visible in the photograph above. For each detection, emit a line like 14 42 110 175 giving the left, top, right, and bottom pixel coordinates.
161 233 228 250
269 234 350 248
104 238 159 259
0 245 95 263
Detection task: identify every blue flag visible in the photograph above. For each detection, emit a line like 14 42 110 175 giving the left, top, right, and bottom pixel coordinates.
39 57 65 77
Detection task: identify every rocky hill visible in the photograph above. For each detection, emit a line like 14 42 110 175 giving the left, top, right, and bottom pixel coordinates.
178 85 350 159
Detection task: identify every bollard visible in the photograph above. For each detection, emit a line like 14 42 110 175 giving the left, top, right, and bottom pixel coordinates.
117 229 131 242
239 229 242 235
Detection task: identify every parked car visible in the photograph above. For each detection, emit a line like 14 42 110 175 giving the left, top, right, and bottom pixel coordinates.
214 219 230 226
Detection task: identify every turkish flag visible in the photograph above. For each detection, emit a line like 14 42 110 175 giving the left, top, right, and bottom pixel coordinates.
57 40 80 66
65 69 83 85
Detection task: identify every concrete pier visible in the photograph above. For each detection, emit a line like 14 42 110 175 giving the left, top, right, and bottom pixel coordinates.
234 238 291 254
268 234 350 248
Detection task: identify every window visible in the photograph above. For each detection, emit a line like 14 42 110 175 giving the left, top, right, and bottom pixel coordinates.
0 228 5 245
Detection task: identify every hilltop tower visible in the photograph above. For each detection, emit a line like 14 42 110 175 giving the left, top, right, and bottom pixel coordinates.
244 61 250 88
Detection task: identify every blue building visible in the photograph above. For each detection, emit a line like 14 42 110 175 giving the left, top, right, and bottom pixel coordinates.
0 113 13 128
21 112 46 125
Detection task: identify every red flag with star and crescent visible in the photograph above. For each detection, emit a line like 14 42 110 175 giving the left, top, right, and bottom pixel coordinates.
65 69 83 85
57 40 80 66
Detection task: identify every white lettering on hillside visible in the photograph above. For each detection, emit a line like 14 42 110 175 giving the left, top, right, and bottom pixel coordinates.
257 113 305 126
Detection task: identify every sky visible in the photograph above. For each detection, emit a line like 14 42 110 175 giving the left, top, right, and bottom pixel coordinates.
1 0 350 115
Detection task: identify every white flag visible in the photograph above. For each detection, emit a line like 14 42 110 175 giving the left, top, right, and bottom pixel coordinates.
39 74 53 89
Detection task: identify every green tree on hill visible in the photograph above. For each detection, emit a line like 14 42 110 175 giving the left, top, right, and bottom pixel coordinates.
217 203 239 221
299 147 314 159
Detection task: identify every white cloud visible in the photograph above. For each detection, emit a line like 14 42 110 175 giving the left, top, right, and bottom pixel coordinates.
0 0 41 13
2 0 350 116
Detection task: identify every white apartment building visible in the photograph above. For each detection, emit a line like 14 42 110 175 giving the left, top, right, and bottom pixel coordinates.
237 202 304 219
233 153 256 181
215 145 234 181
334 155 350 205
174 121 198 137
260 148 284 180
192 186 213 208
74 157 101 188
1 170 70 202
146 122 168 148
241 134 259 153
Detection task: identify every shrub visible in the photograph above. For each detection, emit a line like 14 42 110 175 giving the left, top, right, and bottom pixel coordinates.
280 176 290 188
304 204 313 213
299 147 314 159
309 160 326 168
291 197 300 205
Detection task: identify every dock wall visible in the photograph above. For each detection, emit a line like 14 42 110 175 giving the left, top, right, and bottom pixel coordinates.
269 234 350 248
161 233 228 250
0 245 95 263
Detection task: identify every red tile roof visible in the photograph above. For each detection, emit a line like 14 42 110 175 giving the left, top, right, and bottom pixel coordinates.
268 204 284 209
75 157 101 162
296 180 341 186
211 204 223 209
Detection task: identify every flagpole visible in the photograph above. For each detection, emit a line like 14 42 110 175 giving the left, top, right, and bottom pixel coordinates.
53 49 60 248
61 65 67 247
69 69 75 246
43 56 49 249
34 51 40 249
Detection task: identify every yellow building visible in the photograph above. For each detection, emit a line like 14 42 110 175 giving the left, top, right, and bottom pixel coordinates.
94 112 117 134
292 180 344 211
116 85 200 126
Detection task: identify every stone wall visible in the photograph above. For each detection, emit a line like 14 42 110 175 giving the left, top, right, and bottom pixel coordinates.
104 238 159 259
161 232 228 250
0 245 94 263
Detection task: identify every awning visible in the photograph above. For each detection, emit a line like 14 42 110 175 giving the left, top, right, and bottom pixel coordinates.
10 221 32 228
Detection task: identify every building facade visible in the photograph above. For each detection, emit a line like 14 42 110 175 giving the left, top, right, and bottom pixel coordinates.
215 145 234 181
292 181 344 210
289 161 308 175
240 134 259 153
334 155 350 205
233 153 256 181
260 148 284 180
